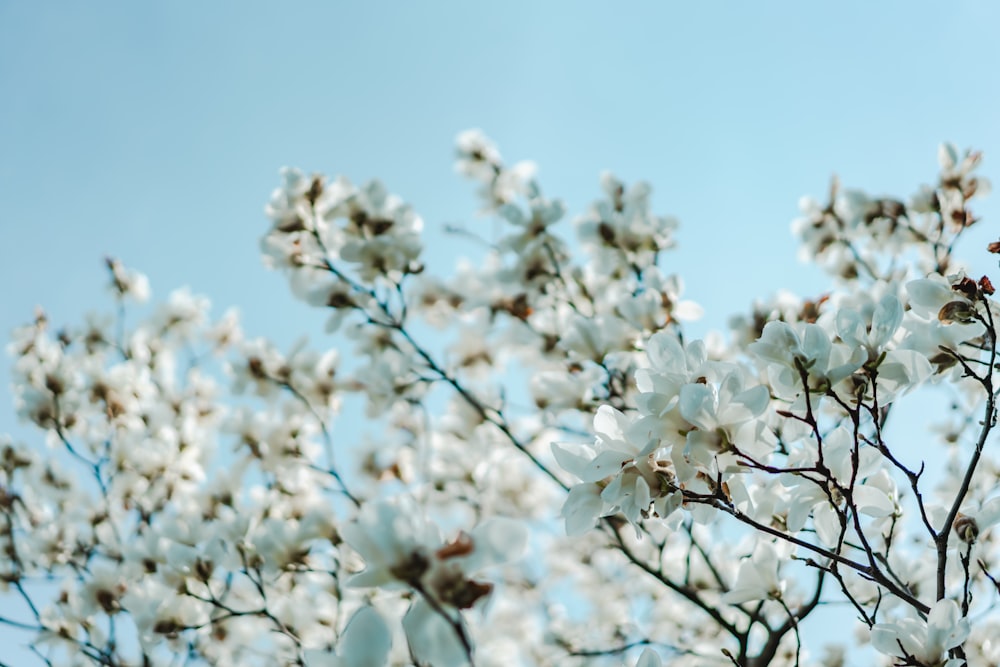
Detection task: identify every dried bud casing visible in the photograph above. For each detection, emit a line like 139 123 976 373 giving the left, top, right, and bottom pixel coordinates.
938 301 976 324
954 513 979 544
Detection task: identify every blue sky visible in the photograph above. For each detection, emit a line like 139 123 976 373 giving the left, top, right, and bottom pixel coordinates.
2 2 999 664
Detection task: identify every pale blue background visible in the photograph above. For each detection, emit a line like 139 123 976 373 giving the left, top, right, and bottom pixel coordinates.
2 2 999 665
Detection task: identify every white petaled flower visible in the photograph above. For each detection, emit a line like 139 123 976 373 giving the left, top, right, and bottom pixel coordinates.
340 498 441 589
342 498 527 666
677 367 773 474
719 541 787 604
106 258 151 303
553 405 680 534
835 294 902 360
781 426 895 546
902 274 986 375
455 128 501 181
634 332 708 417
559 314 635 364
748 321 866 399
871 598 969 666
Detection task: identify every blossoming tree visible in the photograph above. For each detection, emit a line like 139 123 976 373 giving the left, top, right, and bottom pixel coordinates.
2 132 998 667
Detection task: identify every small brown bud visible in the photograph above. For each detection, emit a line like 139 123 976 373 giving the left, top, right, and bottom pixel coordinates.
390 550 430 584
95 588 121 614
305 175 324 206
153 619 181 635
44 374 64 396
436 532 475 560
597 222 616 244
446 579 493 609
953 277 979 299
247 357 267 379
979 276 995 296
326 291 355 309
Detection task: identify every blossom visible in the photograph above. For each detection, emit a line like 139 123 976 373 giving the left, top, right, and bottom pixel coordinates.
676 366 773 472
749 320 866 397
835 293 902 360
553 405 680 533
902 274 987 375
342 498 527 665
719 541 788 604
871 598 970 666
781 426 896 546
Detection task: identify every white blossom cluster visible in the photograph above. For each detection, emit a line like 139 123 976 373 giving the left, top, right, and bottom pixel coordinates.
2 131 999 667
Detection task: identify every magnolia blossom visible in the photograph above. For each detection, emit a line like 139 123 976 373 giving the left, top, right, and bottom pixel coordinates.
719 541 789 604
675 366 773 474
781 426 896 546
748 320 867 397
342 498 528 666
554 405 682 534
871 599 970 666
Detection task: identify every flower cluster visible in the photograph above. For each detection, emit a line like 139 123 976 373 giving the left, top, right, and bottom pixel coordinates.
2 132 998 667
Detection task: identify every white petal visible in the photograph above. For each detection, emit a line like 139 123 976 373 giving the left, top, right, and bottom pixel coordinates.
679 383 715 430
926 598 969 655
814 503 842 547
836 308 866 349
594 405 629 442
339 607 391 667
583 450 632 482
465 518 528 570
976 496 1000 528
870 623 903 656
402 600 468 667
735 384 770 419
801 323 832 368
853 485 895 517
938 143 958 171
645 331 685 371
906 278 952 314
673 300 704 321
551 442 593 479
871 295 903 347
635 648 662 667
562 485 604 535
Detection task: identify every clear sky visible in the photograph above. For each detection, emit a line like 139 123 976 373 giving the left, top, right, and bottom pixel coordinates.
1 2 999 664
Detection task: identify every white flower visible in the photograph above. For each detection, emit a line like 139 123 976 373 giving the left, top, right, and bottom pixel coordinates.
835 294 902 359
749 320 866 398
340 498 440 589
342 498 526 601
719 541 787 604
677 367 772 471
902 275 985 375
871 598 969 665
782 426 895 546
455 129 501 181
342 500 527 666
553 405 679 532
